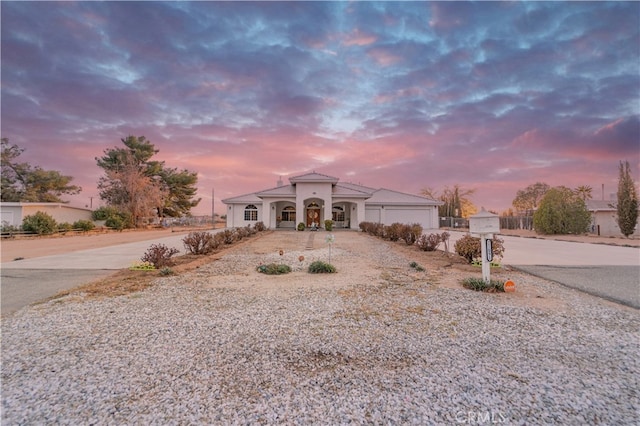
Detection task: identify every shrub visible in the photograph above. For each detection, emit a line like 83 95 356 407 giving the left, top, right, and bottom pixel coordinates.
92 206 119 221
401 223 423 245
533 186 591 235
409 261 426 272
93 207 132 229
454 234 505 263
159 267 175 276
257 263 291 275
221 229 237 244
22 211 57 235
73 220 95 231
461 277 505 293
385 222 403 241
297 222 306 231
254 221 266 232
183 231 215 255
416 233 442 251
106 215 126 231
324 219 334 231
58 222 73 232
308 260 336 273
141 243 179 268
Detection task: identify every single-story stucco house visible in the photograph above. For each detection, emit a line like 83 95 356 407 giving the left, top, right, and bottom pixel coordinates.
587 199 639 237
222 172 442 230
0 202 93 228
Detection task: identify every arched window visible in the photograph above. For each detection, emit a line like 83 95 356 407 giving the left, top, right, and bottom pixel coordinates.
282 205 296 222
244 204 258 221
307 202 320 208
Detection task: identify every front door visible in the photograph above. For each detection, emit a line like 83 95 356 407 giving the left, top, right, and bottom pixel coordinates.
306 208 320 226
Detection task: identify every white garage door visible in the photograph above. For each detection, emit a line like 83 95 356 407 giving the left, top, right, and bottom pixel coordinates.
365 208 381 223
386 208 432 230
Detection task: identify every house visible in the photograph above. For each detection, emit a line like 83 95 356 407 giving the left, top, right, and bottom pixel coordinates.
0 202 93 227
222 172 442 230
587 199 639 237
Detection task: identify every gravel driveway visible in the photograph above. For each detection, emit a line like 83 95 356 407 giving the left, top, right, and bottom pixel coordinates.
2 231 638 424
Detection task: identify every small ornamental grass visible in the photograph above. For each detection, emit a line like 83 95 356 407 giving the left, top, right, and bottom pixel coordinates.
308 261 336 274
461 277 505 293
129 261 156 271
257 263 292 275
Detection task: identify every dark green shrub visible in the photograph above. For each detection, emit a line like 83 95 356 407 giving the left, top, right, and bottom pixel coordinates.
254 221 266 232
58 222 73 232
454 234 505 263
257 263 291 275
533 186 591 235
106 215 126 231
73 220 95 231
22 211 57 235
183 231 215 255
92 206 119 221
409 261 426 272
297 222 306 231
324 219 334 231
461 277 505 292
141 243 179 268
308 260 336 273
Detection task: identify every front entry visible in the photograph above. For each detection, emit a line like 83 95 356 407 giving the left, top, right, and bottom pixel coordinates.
306 208 320 226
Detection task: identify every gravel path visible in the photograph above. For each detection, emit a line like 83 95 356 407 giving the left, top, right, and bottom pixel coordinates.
2 232 638 424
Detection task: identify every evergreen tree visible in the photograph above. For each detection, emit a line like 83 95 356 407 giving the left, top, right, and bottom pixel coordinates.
96 136 200 226
1 138 81 202
616 160 639 237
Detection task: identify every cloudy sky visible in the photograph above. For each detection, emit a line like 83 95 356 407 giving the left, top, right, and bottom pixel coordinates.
2 1 639 215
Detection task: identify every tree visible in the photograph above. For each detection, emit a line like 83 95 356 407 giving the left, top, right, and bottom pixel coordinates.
533 186 591 235
96 136 200 226
512 182 550 214
616 160 639 237
574 185 593 202
421 184 476 218
1 138 81 202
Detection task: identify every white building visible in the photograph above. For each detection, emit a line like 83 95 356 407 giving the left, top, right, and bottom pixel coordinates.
0 202 93 227
222 172 441 230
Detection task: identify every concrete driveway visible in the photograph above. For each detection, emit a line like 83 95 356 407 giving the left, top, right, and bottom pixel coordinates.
1 232 195 316
2 230 639 316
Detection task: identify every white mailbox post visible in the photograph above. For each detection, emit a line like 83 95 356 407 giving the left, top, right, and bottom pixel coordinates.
469 209 500 283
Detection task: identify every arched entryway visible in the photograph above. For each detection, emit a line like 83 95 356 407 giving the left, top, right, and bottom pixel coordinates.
306 201 322 227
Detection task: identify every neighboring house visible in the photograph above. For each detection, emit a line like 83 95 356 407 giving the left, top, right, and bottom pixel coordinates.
0 202 93 227
587 199 639 237
222 172 442 230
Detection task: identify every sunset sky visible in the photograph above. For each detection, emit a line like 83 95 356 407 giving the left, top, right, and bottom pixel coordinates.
2 1 639 216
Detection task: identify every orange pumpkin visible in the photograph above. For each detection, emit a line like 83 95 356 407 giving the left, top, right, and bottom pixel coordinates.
504 280 515 293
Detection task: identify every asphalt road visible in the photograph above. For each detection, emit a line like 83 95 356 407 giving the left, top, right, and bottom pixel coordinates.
1 230 639 316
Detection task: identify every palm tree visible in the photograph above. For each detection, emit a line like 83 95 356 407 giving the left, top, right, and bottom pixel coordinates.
574 185 593 201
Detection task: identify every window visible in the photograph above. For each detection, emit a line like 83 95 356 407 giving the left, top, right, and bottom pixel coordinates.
282 206 296 222
332 206 345 222
244 204 258 221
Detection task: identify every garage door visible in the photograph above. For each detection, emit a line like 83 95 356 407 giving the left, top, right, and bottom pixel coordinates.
386 208 432 230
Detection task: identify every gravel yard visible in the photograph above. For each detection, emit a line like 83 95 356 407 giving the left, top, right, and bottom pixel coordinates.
2 230 638 424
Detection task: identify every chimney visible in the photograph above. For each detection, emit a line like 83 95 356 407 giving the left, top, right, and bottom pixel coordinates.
277 176 283 187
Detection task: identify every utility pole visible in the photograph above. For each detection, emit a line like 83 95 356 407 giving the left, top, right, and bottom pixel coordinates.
212 187 215 228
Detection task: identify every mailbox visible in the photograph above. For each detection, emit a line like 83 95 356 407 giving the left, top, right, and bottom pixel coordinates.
469 209 500 236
